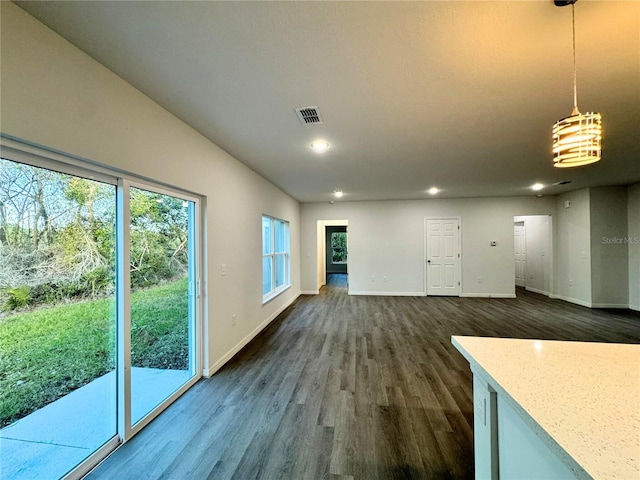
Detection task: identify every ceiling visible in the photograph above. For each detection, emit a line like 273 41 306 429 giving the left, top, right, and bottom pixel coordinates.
15 1 640 203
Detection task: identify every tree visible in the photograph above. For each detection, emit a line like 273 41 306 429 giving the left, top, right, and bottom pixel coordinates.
331 232 347 263
0 159 116 305
129 188 188 288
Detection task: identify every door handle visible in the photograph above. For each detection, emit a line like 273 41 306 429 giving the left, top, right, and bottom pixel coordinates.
427 260 431 264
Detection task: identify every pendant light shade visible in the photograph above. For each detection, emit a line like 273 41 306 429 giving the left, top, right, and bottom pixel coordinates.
552 0 602 168
552 110 602 167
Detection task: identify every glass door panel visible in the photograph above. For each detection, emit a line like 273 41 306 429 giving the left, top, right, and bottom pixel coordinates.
0 158 117 479
129 187 195 425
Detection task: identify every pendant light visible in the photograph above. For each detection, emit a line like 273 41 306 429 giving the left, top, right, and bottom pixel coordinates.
552 0 602 168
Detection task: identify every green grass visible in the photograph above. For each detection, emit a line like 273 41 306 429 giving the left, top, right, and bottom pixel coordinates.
0 277 189 428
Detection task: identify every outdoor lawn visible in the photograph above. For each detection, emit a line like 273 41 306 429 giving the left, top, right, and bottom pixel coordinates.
0 277 189 428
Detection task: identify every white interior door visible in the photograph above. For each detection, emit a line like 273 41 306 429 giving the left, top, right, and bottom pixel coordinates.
426 218 461 296
514 223 526 287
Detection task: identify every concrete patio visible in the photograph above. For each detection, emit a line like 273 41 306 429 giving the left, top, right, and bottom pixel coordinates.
0 368 190 480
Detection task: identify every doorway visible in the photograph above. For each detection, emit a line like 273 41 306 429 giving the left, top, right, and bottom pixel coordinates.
326 225 347 285
316 219 348 292
514 221 526 287
513 215 553 296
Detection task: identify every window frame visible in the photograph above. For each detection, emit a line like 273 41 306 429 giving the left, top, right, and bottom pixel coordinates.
262 214 290 303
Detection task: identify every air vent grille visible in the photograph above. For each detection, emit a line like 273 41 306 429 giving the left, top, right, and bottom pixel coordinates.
295 107 323 125
553 180 573 186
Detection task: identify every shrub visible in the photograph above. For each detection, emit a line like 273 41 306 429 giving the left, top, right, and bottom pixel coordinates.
4 286 30 311
29 282 62 305
24 269 114 308
81 267 114 297
28 282 82 305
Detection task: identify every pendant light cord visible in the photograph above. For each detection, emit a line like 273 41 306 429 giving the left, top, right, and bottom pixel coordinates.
572 3 579 113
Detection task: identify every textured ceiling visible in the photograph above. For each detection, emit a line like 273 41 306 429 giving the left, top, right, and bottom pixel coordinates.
15 1 640 202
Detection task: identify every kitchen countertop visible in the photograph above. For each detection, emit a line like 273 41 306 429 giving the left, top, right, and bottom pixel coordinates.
451 336 640 480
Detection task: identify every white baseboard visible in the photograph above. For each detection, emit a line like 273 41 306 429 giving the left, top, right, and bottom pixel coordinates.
591 303 630 309
549 294 592 308
631 304 640 312
300 290 319 295
205 293 300 376
460 293 517 299
549 295 631 309
348 290 425 297
525 286 550 296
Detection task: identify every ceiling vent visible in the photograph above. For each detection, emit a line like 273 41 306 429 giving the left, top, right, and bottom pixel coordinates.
295 106 323 125
553 180 573 186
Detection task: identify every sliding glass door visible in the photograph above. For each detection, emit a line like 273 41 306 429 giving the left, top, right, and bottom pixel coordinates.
0 158 118 479
129 186 197 425
0 142 202 479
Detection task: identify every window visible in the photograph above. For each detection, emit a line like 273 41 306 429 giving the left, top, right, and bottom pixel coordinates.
262 215 290 301
331 232 347 263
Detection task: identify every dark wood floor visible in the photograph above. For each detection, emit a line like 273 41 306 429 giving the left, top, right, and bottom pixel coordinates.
88 274 640 480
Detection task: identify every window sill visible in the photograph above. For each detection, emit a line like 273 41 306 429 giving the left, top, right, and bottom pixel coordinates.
262 284 291 305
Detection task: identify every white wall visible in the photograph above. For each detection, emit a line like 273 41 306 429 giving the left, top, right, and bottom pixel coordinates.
301 197 556 297
629 183 640 311
0 2 301 374
554 189 592 307
590 187 629 308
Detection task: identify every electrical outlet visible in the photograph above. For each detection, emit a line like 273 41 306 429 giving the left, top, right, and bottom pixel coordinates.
383 276 388 282
232 314 237 326
221 264 226 276
477 277 483 283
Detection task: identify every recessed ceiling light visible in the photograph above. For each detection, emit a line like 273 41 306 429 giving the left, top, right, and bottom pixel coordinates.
333 189 343 198
310 140 330 153
531 183 544 191
428 187 439 195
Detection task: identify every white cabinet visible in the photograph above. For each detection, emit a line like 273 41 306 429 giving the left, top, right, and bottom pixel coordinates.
471 366 575 479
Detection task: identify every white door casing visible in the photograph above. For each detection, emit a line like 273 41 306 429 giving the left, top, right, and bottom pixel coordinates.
426 218 461 296
514 223 526 287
